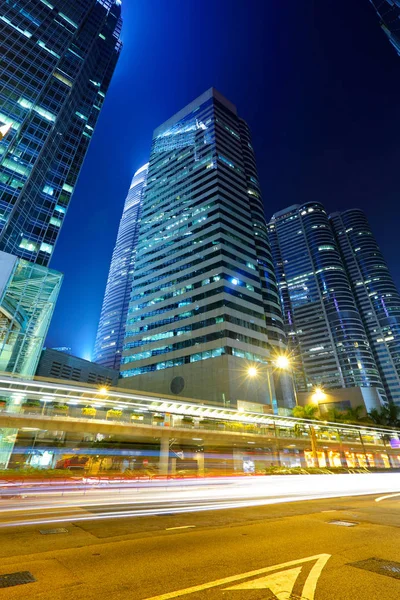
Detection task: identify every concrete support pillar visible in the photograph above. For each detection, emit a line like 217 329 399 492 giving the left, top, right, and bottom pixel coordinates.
159 435 169 476
233 448 243 473
196 452 205 477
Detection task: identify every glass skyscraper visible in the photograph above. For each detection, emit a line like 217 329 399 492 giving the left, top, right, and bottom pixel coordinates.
330 209 400 406
120 88 289 409
268 203 386 400
0 0 122 266
0 250 62 375
369 0 400 55
94 164 148 370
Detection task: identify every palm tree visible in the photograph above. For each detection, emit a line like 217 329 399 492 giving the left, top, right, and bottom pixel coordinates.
368 404 400 428
292 404 319 420
384 403 400 428
324 408 346 423
368 408 387 426
342 405 366 424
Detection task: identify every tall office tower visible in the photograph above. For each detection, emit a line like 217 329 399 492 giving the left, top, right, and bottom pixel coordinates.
330 210 400 406
94 164 148 370
369 1 400 55
120 88 289 409
268 203 386 403
0 0 122 266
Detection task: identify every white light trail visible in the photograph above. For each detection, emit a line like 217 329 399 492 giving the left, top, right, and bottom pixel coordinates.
0 474 399 528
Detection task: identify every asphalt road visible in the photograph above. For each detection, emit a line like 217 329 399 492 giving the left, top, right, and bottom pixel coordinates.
1 488 400 599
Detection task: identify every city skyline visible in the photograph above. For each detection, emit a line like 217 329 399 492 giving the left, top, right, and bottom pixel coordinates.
46 2 400 360
2 5 400 591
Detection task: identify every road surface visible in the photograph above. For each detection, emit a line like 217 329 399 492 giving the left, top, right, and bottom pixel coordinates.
1 476 400 598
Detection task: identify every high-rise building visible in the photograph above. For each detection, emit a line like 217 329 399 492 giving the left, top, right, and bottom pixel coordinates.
119 88 290 410
268 203 386 403
0 0 122 378
330 209 400 406
94 164 148 370
369 0 400 55
0 250 62 376
0 0 122 266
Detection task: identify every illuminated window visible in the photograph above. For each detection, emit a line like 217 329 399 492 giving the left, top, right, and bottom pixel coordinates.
40 243 53 254
19 238 39 252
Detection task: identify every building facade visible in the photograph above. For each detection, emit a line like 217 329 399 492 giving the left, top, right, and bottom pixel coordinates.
330 209 400 406
0 251 62 376
120 88 290 409
0 0 122 266
268 203 385 401
36 348 118 386
93 164 148 370
369 0 400 55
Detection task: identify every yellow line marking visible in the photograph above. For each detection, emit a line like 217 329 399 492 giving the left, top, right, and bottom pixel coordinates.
375 492 400 503
141 553 331 600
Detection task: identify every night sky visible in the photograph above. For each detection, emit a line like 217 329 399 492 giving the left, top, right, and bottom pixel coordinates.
46 0 400 360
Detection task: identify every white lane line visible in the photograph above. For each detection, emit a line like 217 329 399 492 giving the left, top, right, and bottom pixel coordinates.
165 525 196 531
375 492 400 503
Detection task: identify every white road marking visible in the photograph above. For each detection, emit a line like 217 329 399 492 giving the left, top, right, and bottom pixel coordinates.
224 566 301 600
375 492 400 503
165 526 196 530
141 553 331 600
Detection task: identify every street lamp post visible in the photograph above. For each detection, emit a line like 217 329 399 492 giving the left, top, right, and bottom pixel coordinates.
308 386 326 467
247 354 295 413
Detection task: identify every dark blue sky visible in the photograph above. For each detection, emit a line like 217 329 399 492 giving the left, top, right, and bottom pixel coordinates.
47 0 400 359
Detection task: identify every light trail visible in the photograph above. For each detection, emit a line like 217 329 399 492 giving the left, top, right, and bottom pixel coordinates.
0 474 399 528
375 491 400 502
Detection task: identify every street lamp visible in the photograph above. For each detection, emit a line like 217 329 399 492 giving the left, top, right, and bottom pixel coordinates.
308 386 326 468
247 366 258 378
275 355 290 370
312 386 326 403
98 387 108 395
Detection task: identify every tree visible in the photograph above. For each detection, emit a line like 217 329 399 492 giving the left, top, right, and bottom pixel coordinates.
368 404 400 428
324 408 346 423
384 403 400 428
292 404 319 420
368 408 387 426
342 405 366 424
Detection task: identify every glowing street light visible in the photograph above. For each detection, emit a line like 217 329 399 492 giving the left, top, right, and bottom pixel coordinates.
247 366 258 378
98 387 108 395
312 387 326 403
275 355 290 370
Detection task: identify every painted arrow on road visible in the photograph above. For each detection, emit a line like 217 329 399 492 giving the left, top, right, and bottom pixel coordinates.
224 565 302 599
142 553 331 600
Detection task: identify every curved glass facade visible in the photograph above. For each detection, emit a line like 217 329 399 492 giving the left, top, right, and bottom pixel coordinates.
268 203 385 397
94 164 148 370
0 0 122 266
330 209 400 405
